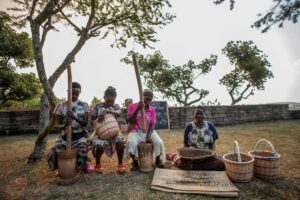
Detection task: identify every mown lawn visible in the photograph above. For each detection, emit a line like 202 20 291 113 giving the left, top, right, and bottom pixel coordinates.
0 119 299 200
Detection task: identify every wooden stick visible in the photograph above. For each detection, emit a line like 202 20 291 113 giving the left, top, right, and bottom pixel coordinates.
132 54 146 132
66 64 72 151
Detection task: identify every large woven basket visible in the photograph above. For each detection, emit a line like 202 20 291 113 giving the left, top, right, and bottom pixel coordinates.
95 114 120 140
223 141 254 182
248 139 280 179
177 147 215 160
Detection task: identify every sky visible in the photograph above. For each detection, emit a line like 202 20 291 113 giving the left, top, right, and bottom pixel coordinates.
1 0 300 106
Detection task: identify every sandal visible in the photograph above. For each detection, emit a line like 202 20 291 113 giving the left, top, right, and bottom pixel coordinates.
94 165 104 173
83 163 93 173
117 164 126 173
130 164 139 172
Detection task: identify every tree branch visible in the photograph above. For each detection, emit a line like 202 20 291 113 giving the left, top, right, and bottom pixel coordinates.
89 14 130 37
40 17 53 47
33 0 71 25
29 0 38 20
59 10 81 33
48 0 96 86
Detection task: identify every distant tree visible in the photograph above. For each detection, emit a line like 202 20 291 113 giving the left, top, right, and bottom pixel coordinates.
0 11 41 107
122 51 169 91
0 70 41 106
123 51 218 106
214 0 300 32
8 0 175 162
200 99 221 106
89 96 104 111
220 41 274 105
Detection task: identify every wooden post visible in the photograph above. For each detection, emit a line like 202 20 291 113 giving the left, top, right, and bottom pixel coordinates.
132 54 146 133
56 64 78 181
66 64 72 151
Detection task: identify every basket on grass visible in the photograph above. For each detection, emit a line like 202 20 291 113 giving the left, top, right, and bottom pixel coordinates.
223 141 254 182
177 147 215 160
94 113 120 140
248 139 280 179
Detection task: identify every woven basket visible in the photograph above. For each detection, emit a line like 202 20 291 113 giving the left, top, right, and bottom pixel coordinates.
177 147 215 160
248 139 280 179
95 114 120 140
223 141 254 182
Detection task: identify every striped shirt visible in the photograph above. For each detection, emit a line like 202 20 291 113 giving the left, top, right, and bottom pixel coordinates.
53 100 89 134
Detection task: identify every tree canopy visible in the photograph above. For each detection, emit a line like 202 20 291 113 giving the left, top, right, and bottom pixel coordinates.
0 11 41 107
220 41 274 105
123 51 218 106
8 0 175 162
214 0 300 32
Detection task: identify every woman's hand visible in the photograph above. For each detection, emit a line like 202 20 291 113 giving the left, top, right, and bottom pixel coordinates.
66 110 75 119
63 117 72 126
137 101 144 110
98 108 106 121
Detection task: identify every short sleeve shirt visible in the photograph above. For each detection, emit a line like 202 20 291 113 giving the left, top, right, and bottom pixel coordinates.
91 103 121 119
53 100 89 133
127 102 156 132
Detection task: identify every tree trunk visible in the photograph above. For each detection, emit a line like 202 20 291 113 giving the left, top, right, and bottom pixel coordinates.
27 93 54 163
27 28 88 163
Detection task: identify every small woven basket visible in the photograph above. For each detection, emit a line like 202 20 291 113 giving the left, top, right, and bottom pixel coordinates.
223 141 254 182
248 139 280 179
95 114 120 140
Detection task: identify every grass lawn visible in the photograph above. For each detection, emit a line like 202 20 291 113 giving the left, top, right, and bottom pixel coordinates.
0 119 299 200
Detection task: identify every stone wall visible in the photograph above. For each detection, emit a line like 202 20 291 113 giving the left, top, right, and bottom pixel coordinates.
169 104 300 129
1 104 299 135
0 109 40 135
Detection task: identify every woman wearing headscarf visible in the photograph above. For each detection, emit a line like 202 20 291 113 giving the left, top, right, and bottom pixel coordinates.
91 86 126 173
125 89 165 171
47 82 92 174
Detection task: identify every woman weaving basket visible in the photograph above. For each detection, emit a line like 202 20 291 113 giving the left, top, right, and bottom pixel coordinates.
168 106 225 171
91 86 126 173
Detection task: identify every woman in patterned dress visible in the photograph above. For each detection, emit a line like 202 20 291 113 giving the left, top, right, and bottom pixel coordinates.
91 86 126 173
173 106 225 171
47 82 91 173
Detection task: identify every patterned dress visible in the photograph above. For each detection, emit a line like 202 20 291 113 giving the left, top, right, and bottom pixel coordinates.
47 100 89 171
184 121 218 150
177 120 224 171
91 103 124 158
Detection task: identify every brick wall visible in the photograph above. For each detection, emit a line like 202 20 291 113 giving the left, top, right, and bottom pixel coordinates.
0 109 40 135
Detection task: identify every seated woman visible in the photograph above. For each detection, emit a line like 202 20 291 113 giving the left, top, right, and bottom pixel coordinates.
47 82 92 174
170 106 225 171
125 89 165 171
91 86 126 173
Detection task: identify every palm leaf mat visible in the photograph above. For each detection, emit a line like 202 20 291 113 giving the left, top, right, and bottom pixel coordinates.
151 168 239 197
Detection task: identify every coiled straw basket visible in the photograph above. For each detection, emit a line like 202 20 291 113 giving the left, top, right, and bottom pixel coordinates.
223 141 254 182
248 139 280 179
95 114 120 140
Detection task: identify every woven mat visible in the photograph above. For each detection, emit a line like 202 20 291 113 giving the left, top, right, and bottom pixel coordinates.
151 169 239 197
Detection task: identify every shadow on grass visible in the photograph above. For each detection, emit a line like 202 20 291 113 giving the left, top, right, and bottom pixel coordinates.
237 176 300 199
